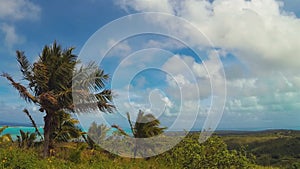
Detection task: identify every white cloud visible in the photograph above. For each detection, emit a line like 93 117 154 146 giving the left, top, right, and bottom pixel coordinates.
162 53 225 100
0 0 40 49
104 39 132 58
143 39 185 50
117 0 173 14
0 23 24 48
0 0 41 21
110 0 300 129
121 0 300 72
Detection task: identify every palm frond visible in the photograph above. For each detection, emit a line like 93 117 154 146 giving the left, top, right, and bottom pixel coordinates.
95 89 114 102
23 109 43 139
130 110 167 138
16 51 34 83
73 63 109 92
111 124 129 136
32 62 50 94
1 73 37 103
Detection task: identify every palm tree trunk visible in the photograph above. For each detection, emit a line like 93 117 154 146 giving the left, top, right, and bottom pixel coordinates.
43 112 52 158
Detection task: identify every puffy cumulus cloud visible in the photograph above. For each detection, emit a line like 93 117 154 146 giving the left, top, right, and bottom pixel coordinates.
225 73 300 117
226 96 263 113
161 53 300 127
113 87 175 120
162 52 225 100
117 0 300 129
0 0 41 21
0 23 24 48
120 0 300 72
143 39 186 50
103 39 132 58
0 0 40 49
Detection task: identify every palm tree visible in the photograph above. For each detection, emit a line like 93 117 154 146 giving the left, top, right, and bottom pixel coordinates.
127 110 166 139
112 110 166 158
88 122 110 144
0 126 12 143
1 42 114 157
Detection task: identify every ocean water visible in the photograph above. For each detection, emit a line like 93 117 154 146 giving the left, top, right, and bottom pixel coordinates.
0 126 44 140
2 125 300 141
0 126 133 140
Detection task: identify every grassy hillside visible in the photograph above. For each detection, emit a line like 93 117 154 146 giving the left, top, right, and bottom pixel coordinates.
218 130 300 168
1 129 299 168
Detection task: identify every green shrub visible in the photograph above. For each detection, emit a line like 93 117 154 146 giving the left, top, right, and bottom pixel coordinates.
158 134 255 169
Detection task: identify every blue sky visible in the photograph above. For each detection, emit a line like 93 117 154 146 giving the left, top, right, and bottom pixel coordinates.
0 0 300 131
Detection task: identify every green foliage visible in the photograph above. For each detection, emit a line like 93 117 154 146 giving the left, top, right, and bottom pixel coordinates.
88 122 110 145
112 110 167 158
0 144 168 169
16 130 37 148
158 134 255 169
1 147 38 169
68 145 86 164
53 111 83 142
222 130 300 168
127 110 167 138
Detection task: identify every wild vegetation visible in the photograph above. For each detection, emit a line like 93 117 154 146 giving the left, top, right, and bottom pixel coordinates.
219 130 300 169
0 130 259 169
0 42 297 168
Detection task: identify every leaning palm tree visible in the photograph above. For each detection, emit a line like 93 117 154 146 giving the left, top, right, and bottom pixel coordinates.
112 110 166 158
1 42 114 157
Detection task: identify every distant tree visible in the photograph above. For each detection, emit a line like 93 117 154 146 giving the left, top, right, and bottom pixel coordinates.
2 42 114 157
112 110 166 158
88 122 110 144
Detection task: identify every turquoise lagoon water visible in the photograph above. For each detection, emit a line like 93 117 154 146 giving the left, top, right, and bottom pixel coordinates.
1 126 44 140
0 126 133 140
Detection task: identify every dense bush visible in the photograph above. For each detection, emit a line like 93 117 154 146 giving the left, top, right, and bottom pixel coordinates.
157 134 255 169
